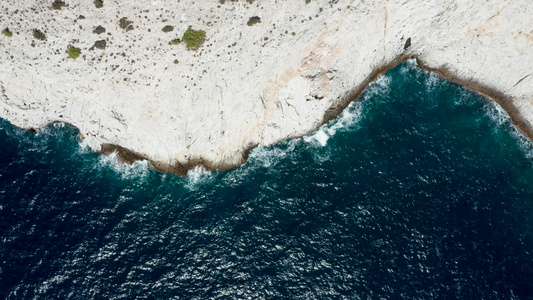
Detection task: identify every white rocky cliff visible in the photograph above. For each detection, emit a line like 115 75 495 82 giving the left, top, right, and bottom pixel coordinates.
1 0 532 175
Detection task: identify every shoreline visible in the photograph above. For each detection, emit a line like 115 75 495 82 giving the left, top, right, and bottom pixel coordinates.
106 58 533 176
415 60 533 142
2 1 531 176
15 56 532 176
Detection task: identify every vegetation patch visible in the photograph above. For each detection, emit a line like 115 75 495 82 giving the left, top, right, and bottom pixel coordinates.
93 25 106 34
33 29 46 41
52 0 66 10
170 38 181 45
67 46 81 59
94 0 104 8
2 28 13 37
247 16 261 26
119 17 134 32
94 40 106 49
162 25 174 33
404 37 412 50
182 27 206 50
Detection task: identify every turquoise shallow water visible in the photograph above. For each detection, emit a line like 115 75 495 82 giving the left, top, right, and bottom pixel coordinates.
1 61 533 298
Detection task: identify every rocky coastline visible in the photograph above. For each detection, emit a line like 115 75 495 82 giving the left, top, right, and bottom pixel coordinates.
1 0 532 175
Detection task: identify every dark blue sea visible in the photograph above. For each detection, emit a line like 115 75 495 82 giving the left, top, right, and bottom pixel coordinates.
1 61 533 299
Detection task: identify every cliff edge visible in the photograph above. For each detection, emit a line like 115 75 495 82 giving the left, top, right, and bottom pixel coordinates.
1 0 532 175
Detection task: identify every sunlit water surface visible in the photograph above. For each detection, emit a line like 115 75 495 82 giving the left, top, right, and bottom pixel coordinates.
1 61 533 299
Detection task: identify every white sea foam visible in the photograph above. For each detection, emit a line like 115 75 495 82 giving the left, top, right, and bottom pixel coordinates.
76 138 91 154
219 139 299 185
304 101 363 147
503 118 533 160
4 122 82 155
35 122 66 137
512 132 533 159
311 148 332 163
424 72 442 94
481 99 533 159
304 129 330 147
229 97 365 180
398 59 421 83
96 151 153 180
248 140 298 168
372 73 392 91
483 100 511 127
361 74 392 103
184 166 214 190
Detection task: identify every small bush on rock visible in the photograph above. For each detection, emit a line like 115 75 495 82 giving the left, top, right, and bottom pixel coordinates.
67 46 81 59
52 0 66 10
247 16 261 26
33 29 46 41
170 38 181 45
404 37 412 50
182 27 206 50
94 0 103 8
94 40 106 49
119 17 134 32
93 25 106 34
2 28 13 37
162 25 174 33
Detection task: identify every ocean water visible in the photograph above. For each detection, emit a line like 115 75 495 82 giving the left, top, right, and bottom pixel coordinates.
1 61 533 299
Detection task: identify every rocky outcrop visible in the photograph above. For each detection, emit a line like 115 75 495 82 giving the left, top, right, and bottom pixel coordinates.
1 0 532 175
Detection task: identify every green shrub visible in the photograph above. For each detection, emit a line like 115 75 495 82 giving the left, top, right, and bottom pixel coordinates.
162 25 174 32
67 46 81 59
94 0 103 8
94 40 106 49
93 25 106 34
291 32 296 36
33 29 46 41
52 0 66 10
182 27 206 50
119 17 134 32
170 38 181 45
247 16 261 26
2 28 13 37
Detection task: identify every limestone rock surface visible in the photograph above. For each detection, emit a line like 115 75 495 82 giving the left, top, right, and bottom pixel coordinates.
1 0 532 175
